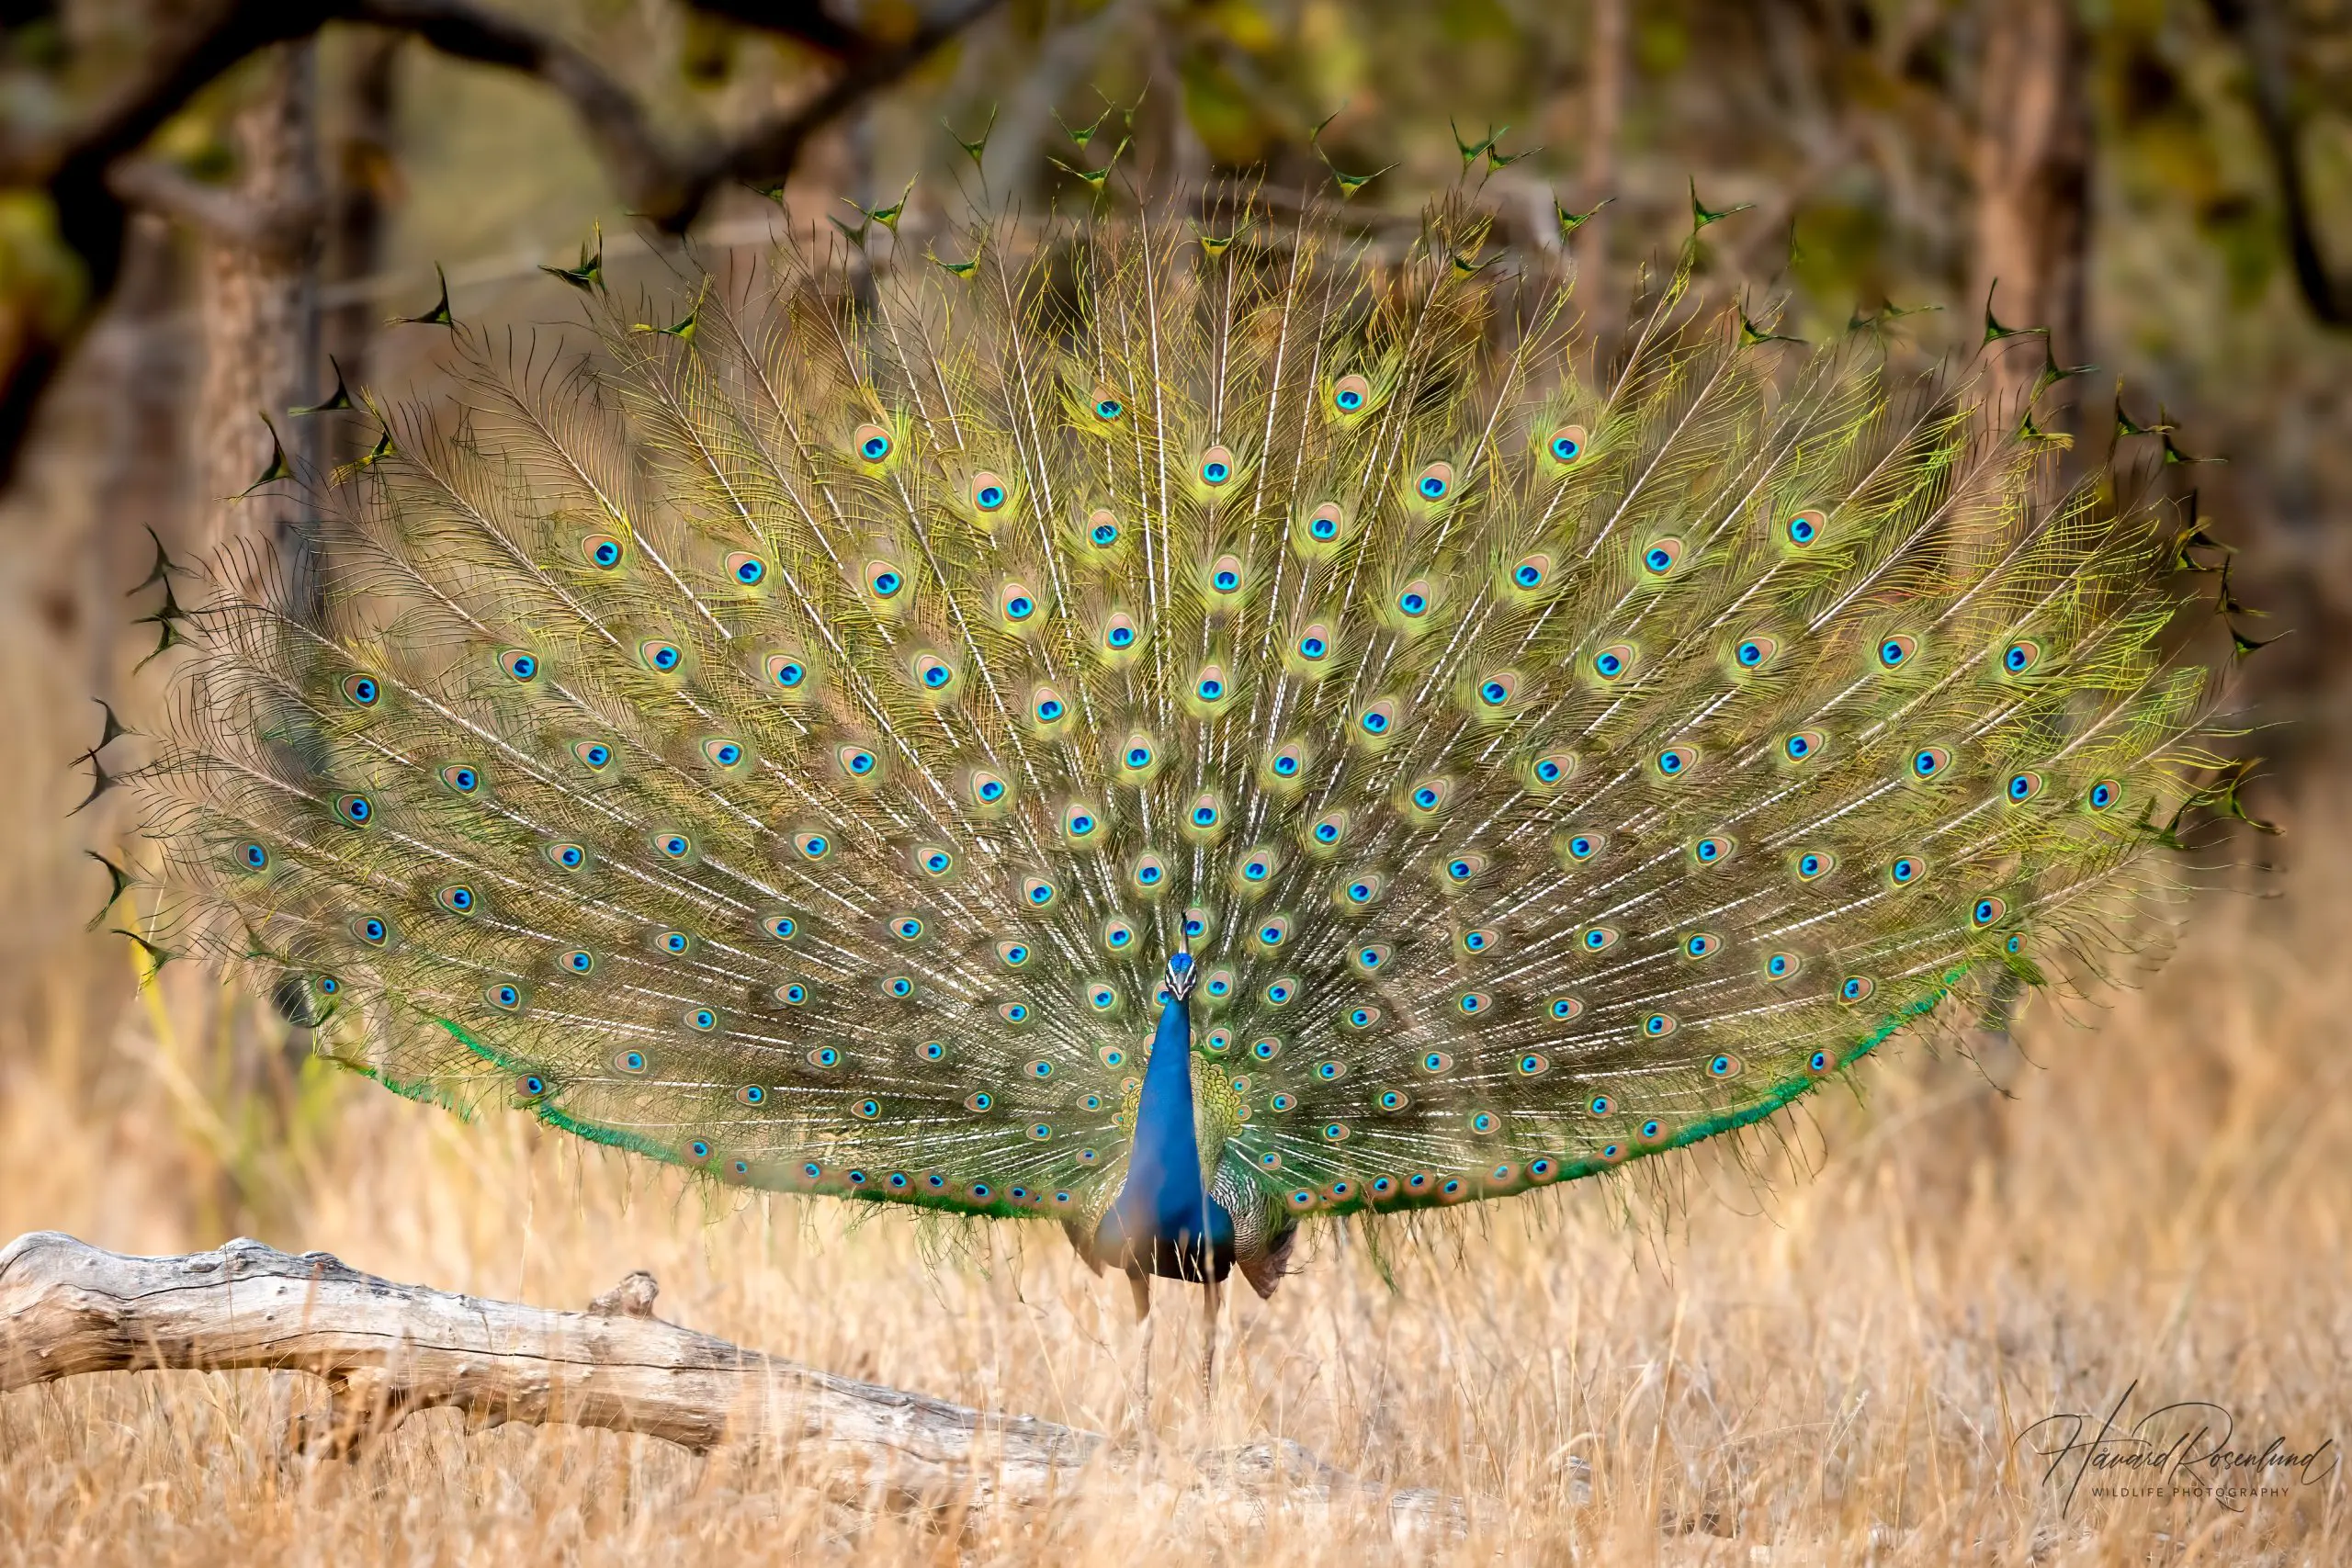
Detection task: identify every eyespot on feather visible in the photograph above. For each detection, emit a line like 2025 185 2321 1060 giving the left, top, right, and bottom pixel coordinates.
1544 424 1588 467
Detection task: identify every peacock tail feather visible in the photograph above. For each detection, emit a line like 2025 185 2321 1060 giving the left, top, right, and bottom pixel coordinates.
122 189 2245 1253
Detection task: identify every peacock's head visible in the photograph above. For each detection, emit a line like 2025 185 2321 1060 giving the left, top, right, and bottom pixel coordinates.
1160 945 1197 1004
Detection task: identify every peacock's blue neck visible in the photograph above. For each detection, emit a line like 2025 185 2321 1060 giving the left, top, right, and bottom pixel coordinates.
1101 981 1230 1264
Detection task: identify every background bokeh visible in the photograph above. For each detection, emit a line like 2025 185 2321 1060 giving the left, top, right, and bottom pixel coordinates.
0 2 2345 1562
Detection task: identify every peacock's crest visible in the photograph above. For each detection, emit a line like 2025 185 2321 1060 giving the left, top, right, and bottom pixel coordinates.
117 185 2247 1269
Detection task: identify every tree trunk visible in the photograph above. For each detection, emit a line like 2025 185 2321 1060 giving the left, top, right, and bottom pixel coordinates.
1967 0 2089 407
1579 0 1625 367
193 40 322 565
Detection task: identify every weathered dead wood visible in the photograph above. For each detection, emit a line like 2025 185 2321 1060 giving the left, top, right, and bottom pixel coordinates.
0 1231 1468 1533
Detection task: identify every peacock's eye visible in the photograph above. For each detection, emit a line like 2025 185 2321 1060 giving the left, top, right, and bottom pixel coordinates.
854 423 893 462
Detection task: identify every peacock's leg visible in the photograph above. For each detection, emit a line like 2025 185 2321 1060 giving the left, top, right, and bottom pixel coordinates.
1127 1269 1153 1433
1200 1276 1224 1401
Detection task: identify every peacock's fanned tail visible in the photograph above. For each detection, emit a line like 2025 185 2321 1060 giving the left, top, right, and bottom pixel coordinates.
129 194 2240 1238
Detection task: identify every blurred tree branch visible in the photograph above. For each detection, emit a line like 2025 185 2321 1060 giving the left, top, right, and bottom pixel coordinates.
2210 0 2349 328
0 0 1004 490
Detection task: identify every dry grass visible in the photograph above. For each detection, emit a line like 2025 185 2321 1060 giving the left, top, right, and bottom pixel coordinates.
0 795 2345 1565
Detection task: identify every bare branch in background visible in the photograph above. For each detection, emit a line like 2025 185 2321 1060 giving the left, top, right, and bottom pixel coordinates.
0 0 1007 491
2210 0 2349 328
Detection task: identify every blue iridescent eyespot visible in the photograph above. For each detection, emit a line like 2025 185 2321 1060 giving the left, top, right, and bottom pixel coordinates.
317 976 339 996
641 640 683 672
1299 633 1328 660
582 535 624 570
1415 463 1453 500
1838 976 1874 1002
1200 447 1234 485
1549 997 1582 1021
869 566 903 598
767 656 807 689
1890 855 1924 885
1547 425 1585 464
1735 634 1779 670
1642 538 1682 575
1213 566 1240 593
854 424 892 462
1685 933 1720 958
2002 639 2041 674
486 984 522 1010
562 949 594 973
2086 779 2120 811
972 473 1009 511
1795 851 1835 881
1593 643 1633 679
1878 634 1917 669
1397 588 1429 616
914 654 953 689
2007 771 2043 802
1106 620 1136 649
518 1075 548 1100
775 982 807 1004
1655 747 1692 777
1784 730 1822 761
1765 952 1800 979
686 1008 718 1032
1911 746 1951 780
341 673 380 707
729 554 767 586
239 841 269 871
1094 396 1123 422
1332 375 1370 412
1694 836 1731 864
500 649 538 682
356 915 390 945
1806 1049 1833 1073
1090 513 1120 547
441 764 481 794
1786 509 1825 546
1971 895 2008 928
335 794 374 826
546 842 586 870
657 931 690 954
1581 926 1619 952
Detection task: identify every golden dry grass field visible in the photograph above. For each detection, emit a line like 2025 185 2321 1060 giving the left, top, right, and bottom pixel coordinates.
0 773 2340 1564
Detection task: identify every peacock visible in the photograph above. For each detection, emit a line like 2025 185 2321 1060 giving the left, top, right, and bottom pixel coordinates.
107 173 2253 1393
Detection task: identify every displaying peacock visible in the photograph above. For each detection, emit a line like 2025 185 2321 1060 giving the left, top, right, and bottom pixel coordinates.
113 179 2250 1387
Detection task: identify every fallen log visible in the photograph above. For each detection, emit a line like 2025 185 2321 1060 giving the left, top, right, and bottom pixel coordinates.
0 1230 1474 1532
